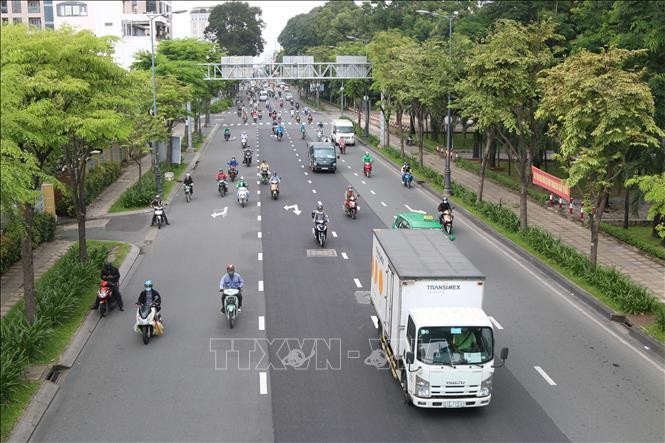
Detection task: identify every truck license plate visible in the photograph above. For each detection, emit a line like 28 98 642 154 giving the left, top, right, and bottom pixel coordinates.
441 400 466 408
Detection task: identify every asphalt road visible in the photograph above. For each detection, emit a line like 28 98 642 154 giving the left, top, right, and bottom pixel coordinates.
31 91 664 442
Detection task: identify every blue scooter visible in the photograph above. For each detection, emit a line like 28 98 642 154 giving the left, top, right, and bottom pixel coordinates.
402 171 413 188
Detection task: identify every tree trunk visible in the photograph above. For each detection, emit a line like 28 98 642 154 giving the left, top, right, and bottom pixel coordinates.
409 112 415 135
397 108 404 156
357 99 362 130
205 99 211 127
71 160 88 260
384 114 391 149
478 132 493 203
623 187 629 229
488 142 497 168
21 204 37 325
518 155 529 230
418 109 424 167
589 188 610 268
652 214 662 238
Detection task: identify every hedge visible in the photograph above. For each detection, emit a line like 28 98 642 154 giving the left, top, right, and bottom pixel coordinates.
0 242 109 404
114 163 183 210
57 162 121 217
0 212 57 275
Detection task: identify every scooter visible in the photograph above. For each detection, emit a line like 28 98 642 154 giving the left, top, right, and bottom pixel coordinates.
270 181 279 199
95 281 115 318
301 127 306 139
153 205 166 229
237 186 249 207
339 139 346 154
243 150 252 167
258 110 263 119
312 217 327 247
307 115 313 124
224 132 230 142
228 167 238 182
276 130 283 141
439 210 454 235
218 180 228 197
184 183 192 202
134 303 160 345
221 288 240 329
402 171 413 188
316 130 323 142
259 170 270 184
241 138 248 149
363 162 372 178
344 196 359 219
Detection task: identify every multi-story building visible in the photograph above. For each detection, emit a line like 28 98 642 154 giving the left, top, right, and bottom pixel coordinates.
190 6 211 40
1 0 55 29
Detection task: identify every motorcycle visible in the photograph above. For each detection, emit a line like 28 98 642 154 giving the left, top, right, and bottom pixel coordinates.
253 115 257 123
243 150 252 167
95 281 115 317
276 130 283 141
237 109 242 117
363 162 372 178
295 115 301 124
258 110 263 119
134 303 160 345
316 130 323 142
228 167 238 182
270 181 279 199
153 205 166 229
440 210 454 235
184 183 192 202
259 169 270 184
218 180 228 197
402 171 413 188
307 115 313 124
339 139 346 154
241 138 248 149
344 196 359 219
242 114 247 124
224 132 230 142
313 218 328 247
237 186 249 208
221 288 240 329
301 127 306 139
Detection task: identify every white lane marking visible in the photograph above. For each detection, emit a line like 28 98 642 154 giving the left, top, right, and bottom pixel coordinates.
307 180 312 184
259 316 265 331
258 252 263 261
353 172 358 176
347 165 351 169
380 201 387 207
488 316 504 330
293 148 297 151
312 189 317 194
257 215 262 221
341 252 348 260
342 159 346 163
370 190 376 195
259 372 268 395
295 153 299 157
534 366 557 386
257 180 261 185
404 204 426 214
257 201 261 207
304 172 308 176
258 280 264 291
301 165 304 168
332 231 338 238
257 190 261 195
370 315 379 329
354 278 362 288
298 158 302 162
258 231 262 238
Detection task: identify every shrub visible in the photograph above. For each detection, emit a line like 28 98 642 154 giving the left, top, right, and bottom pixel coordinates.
0 348 27 405
0 315 52 361
209 98 232 113
0 212 57 275
57 162 121 217
655 304 665 333
115 163 183 210
600 223 665 261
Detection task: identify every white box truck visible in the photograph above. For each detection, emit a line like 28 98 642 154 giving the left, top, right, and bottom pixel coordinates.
370 229 508 408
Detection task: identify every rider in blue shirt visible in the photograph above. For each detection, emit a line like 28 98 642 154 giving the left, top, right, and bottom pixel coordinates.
220 264 244 312
228 157 239 168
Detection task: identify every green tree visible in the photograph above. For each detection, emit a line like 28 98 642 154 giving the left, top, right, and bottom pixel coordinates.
205 2 265 56
458 19 561 229
537 48 664 266
626 173 665 244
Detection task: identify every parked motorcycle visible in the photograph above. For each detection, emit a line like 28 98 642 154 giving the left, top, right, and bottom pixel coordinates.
237 186 249 208
134 303 160 345
439 210 454 235
218 180 228 197
363 162 372 178
95 281 115 317
221 288 240 329
402 171 413 188
313 218 327 247
344 196 359 219
228 167 238 182
184 183 192 202
270 181 279 199
153 205 166 229
243 149 252 167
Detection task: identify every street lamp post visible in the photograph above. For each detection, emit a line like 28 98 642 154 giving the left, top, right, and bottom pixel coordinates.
147 9 186 196
416 10 457 196
347 35 371 137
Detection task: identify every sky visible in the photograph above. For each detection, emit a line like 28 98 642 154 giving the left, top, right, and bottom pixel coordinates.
171 1 327 60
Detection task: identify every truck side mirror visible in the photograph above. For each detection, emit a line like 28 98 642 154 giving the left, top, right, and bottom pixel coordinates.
405 351 414 365
500 347 509 360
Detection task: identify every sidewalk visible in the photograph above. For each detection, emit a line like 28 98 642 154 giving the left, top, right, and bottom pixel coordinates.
0 121 209 318
321 104 665 301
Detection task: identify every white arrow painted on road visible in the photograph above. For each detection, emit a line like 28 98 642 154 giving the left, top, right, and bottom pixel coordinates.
283 204 302 215
211 207 228 218
404 204 426 214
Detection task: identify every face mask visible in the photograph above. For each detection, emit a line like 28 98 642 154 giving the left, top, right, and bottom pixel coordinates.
145 288 152 292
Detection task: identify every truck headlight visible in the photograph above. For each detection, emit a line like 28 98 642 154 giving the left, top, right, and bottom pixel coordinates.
415 375 430 397
479 377 493 397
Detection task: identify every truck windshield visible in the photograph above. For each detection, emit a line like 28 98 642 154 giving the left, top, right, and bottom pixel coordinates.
313 148 335 158
417 327 493 366
337 126 354 134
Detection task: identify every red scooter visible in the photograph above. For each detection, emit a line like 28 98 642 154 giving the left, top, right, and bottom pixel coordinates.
363 162 372 178
338 139 346 154
96 280 114 317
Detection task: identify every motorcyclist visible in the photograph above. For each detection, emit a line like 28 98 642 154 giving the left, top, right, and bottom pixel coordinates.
241 131 248 144
150 194 169 225
220 264 244 312
362 152 373 164
258 160 270 178
224 127 230 140
243 147 253 162
344 185 357 210
269 171 281 184
295 102 300 110
216 168 228 182
275 124 284 139
312 202 329 224
137 280 162 321
92 261 124 311
438 197 453 224
183 172 194 195
236 175 248 190
401 162 411 175
300 122 306 136
317 121 323 131
228 156 239 169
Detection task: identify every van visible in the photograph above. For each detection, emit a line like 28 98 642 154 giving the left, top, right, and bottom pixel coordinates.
331 119 355 146
308 142 338 172
259 90 268 101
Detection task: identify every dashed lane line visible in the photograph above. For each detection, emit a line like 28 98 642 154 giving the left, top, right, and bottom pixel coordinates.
258 252 263 261
534 366 557 386
259 372 268 395
341 252 349 260
380 202 387 207
370 315 379 329
258 280 264 291
489 316 504 330
354 278 362 288
259 316 265 331
332 231 338 238
258 231 262 239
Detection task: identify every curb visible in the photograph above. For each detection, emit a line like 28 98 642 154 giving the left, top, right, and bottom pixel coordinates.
8 243 141 443
356 136 665 360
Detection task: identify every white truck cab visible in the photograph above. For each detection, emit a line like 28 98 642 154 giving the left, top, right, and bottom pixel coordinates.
331 119 355 146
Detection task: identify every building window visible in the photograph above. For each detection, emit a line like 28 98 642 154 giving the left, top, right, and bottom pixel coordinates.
13 17 22 23
28 0 40 13
29 17 42 27
44 3 54 23
57 2 88 17
1 1 7 14
2 17 8 24
105 22 113 26
146 1 156 13
11 0 21 13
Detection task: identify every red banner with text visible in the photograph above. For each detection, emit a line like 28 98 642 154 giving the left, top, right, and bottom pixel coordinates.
531 166 570 199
